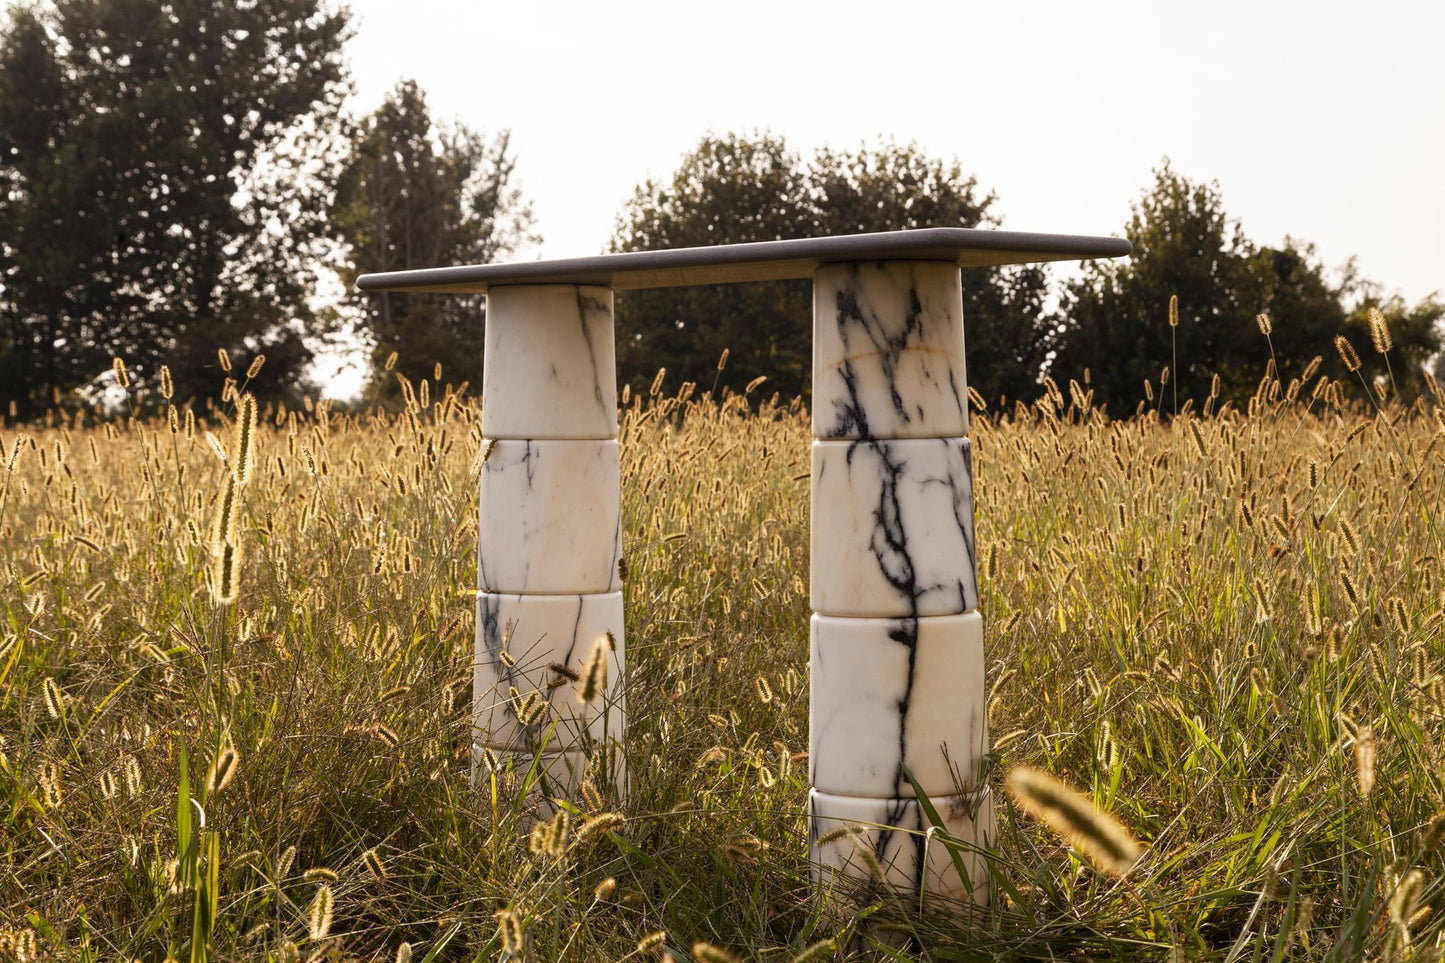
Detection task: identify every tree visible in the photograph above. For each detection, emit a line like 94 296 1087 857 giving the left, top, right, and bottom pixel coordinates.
611 133 1053 403
1334 274 1445 402
1055 162 1444 413
333 79 538 397
1052 161 1269 413
0 0 351 415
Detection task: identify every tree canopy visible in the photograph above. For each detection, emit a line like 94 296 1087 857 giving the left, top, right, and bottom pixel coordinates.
611 133 1053 404
0 0 351 413
332 79 537 397
1053 162 1443 413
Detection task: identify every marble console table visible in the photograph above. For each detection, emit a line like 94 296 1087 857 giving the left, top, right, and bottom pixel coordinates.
357 227 1129 904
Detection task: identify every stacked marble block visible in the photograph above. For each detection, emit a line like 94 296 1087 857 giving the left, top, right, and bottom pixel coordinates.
808 262 994 904
473 285 627 800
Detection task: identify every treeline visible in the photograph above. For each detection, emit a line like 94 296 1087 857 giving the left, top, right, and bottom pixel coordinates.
1 1 1440 418
613 137 1444 411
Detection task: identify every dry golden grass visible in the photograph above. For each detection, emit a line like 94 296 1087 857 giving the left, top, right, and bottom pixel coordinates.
0 355 1443 960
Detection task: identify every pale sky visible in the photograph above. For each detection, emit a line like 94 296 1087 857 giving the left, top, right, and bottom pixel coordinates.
344 0 1443 307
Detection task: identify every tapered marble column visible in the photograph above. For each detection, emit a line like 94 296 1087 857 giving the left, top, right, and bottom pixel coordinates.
809 262 992 906
473 285 626 802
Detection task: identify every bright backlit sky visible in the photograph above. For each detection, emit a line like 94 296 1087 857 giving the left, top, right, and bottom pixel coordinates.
344 0 1443 305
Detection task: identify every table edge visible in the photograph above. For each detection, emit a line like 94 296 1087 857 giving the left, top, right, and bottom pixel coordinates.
355 228 1130 294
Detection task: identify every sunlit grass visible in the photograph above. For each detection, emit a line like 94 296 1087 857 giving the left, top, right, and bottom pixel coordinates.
1 352 1444 961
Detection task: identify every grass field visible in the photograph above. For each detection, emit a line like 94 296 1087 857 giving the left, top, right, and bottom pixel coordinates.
3 347 1445 962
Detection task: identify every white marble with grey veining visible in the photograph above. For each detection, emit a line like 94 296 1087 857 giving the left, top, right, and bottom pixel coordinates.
813 262 967 441
474 592 625 754
811 437 979 618
483 285 618 440
478 439 622 595
809 786 994 905
811 611 985 798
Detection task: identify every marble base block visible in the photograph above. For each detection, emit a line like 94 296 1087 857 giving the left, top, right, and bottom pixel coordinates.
475 592 625 753
811 437 979 617
483 285 618 440
813 262 968 440
478 439 622 595
472 745 629 807
811 612 985 798
809 787 993 905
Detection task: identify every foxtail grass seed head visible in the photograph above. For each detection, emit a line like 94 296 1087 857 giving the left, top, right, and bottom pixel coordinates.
544 663 578 685
210 471 236 546
574 811 625 846
303 866 338 883
245 354 265 379
362 847 388 880
693 943 742 963
1005 765 1142 876
790 939 837 963
549 809 571 856
1368 306 1393 354
578 635 608 705
212 540 241 605
477 746 500 775
1257 312 1272 336
1390 596 1411 633
1423 811 1445 854
593 876 616 902
637 932 667 955
217 348 232 373
1335 335 1362 372
1189 420 1207 458
159 365 173 399
396 943 412 963
1354 725 1376 797
278 844 297 879
42 677 64 720
112 356 130 389
1340 570 1361 610
384 350 398 371
233 394 257 485
1168 294 1179 327
39 761 62 809
308 884 334 941
1304 585 1323 636
495 909 523 955
205 746 239 795
1391 868 1425 924
528 821 553 855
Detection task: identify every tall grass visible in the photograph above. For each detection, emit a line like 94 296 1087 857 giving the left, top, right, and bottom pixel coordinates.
0 350 1443 961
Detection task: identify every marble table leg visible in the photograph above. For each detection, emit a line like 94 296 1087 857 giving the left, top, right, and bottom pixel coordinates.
471 285 626 802
809 261 993 906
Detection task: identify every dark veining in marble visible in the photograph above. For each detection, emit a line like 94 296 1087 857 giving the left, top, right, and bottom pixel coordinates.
842 437 922 875
837 438 978 614
818 436 979 892
822 266 961 440
477 594 539 752
575 290 610 415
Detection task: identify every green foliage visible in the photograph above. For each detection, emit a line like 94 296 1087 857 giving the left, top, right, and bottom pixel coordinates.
333 79 538 398
612 132 1052 403
0 0 351 414
1055 160 1443 413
